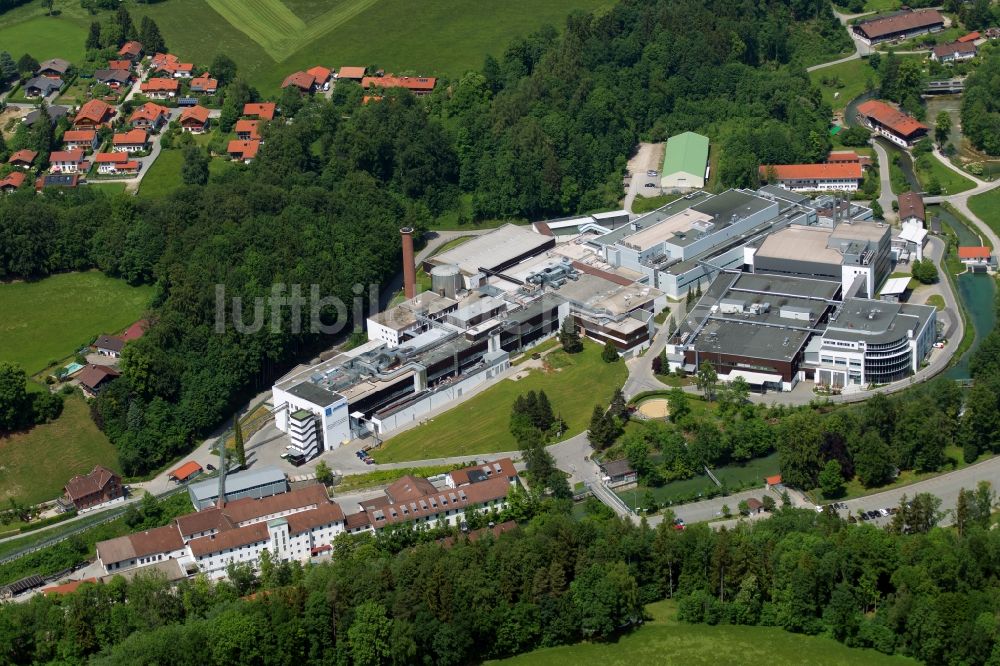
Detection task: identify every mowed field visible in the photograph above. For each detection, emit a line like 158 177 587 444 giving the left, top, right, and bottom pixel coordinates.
0 271 154 374
1 0 611 92
0 15 86 63
493 601 917 666
376 342 627 463
969 187 1000 239
0 393 120 505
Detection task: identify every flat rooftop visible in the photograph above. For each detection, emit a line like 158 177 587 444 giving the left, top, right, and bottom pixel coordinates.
690 189 773 222
593 191 711 246
427 223 552 275
825 298 934 344
620 209 715 251
831 221 889 243
730 272 841 301
188 467 286 501
691 318 811 362
553 273 660 316
755 226 843 264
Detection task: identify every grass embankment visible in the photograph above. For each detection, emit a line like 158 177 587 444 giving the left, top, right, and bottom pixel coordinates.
493 600 916 666
968 188 1000 239
924 294 945 311
137 148 233 198
0 271 154 374
914 154 976 195
376 342 627 463
809 59 876 114
834 445 981 502
334 464 458 493
0 394 120 506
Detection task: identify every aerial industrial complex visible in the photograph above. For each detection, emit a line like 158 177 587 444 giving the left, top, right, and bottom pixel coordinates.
268 183 938 457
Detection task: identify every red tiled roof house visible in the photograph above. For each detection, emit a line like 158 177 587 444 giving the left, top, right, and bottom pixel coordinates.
243 102 276 121
73 100 115 129
61 465 124 512
855 100 929 148
234 119 260 140
94 153 140 176
140 77 180 99
0 172 26 193
63 129 99 152
129 102 171 130
8 149 38 169
228 139 260 163
48 149 86 173
118 40 144 61
179 105 210 133
112 129 149 153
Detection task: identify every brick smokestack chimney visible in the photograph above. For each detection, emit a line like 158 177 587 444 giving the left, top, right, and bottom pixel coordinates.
401 227 416 300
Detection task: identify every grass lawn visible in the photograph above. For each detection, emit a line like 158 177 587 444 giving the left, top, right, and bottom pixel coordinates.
138 148 184 198
968 188 1000 239
924 294 945 310
810 58 877 114
375 342 627 463
619 453 780 509
913 153 976 195
0 393 120 506
85 182 128 194
826 445 982 502
0 15 86 64
0 271 154 374
492 600 916 666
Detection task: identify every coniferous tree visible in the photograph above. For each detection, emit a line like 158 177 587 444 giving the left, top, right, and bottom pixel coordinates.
85 21 102 51
115 5 136 43
233 414 246 468
559 317 582 353
138 16 167 54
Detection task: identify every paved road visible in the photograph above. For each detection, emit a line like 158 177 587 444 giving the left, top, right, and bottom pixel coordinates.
871 139 898 222
623 142 664 212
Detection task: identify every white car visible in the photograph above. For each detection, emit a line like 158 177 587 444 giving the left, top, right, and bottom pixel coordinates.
933 342 945 349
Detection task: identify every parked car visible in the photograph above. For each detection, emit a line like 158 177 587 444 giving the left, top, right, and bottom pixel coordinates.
644 182 656 188
646 170 657 177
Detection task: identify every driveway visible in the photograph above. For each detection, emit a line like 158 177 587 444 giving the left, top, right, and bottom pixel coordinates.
623 142 664 212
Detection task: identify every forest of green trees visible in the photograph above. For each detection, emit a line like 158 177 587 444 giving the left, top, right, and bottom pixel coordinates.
961 48 1000 156
2 482 1000 665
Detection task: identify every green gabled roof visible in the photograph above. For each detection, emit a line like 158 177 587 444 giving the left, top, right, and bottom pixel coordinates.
662 132 709 178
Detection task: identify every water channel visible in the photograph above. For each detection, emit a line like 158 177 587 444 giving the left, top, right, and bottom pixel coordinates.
927 205 997 380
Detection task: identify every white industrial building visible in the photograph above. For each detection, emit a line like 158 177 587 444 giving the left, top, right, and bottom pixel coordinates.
96 460 519 580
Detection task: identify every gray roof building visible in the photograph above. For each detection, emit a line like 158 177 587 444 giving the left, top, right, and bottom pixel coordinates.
188 466 288 510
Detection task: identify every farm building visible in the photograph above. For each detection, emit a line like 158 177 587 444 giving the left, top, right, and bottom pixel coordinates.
852 9 944 45
855 100 928 148
931 41 977 63
660 131 709 190
362 75 436 95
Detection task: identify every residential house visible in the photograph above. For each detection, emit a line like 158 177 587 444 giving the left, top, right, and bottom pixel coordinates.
48 149 86 173
107 59 133 72
0 172 26 193
74 100 115 128
77 364 120 397
179 105 210 133
758 163 863 192
281 71 316 92
599 459 638 488
234 119 260 140
7 149 37 169
129 102 170 130
306 65 331 88
61 465 124 512
154 59 194 78
94 69 133 90
140 77 180 99
361 75 436 95
94 153 140 175
745 498 765 515
852 9 944 45
227 139 260 163
35 173 80 191
959 246 994 270
189 73 218 95
23 105 68 127
336 66 366 82
94 334 125 356
898 192 925 227
24 76 62 97
118 40 144 61
856 100 929 148
243 102 276 121
931 41 977 63
112 129 149 153
150 53 177 69
63 129 99 152
36 58 71 78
